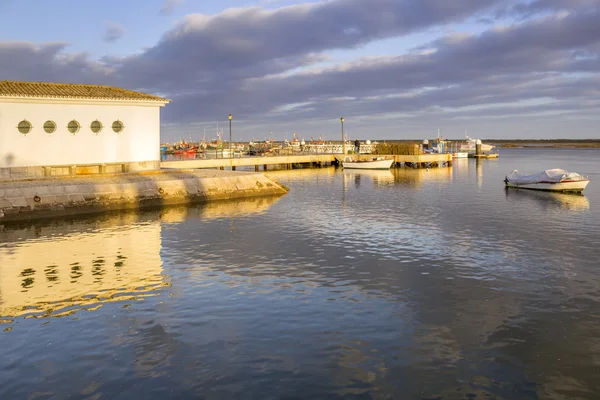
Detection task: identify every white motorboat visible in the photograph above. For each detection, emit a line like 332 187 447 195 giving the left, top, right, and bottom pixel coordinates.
342 156 394 170
461 137 495 153
451 152 468 158
504 169 590 193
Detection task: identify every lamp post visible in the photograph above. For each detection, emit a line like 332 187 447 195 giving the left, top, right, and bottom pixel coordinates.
228 114 233 158
341 117 346 156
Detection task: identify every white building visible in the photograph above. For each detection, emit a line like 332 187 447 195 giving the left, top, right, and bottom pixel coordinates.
0 81 170 178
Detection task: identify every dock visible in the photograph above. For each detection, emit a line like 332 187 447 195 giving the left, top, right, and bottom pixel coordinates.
468 153 499 159
0 170 288 222
161 153 452 171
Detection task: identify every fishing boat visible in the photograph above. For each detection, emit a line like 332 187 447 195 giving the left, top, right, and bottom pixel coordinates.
342 156 394 170
183 147 198 155
504 169 590 193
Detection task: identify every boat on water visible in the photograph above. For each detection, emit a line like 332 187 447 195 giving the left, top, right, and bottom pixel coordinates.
504 169 589 193
461 137 495 153
342 156 394 170
452 152 469 158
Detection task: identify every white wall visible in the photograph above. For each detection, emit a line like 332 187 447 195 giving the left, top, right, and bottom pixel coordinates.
0 99 164 168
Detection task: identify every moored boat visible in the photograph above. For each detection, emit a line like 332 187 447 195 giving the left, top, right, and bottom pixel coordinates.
461 136 495 153
342 156 394 170
504 169 589 193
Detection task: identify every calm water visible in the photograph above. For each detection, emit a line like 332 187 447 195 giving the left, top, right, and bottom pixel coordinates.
1 149 599 399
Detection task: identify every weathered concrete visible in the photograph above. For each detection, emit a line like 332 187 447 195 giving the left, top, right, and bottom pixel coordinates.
0 160 160 179
0 169 288 222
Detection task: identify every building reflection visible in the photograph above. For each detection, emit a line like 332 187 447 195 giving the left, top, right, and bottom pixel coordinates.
391 167 453 188
0 214 166 320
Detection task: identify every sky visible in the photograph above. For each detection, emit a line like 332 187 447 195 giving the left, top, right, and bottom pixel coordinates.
1 0 599 142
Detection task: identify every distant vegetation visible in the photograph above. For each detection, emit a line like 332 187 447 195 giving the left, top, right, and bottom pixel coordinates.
485 139 600 148
375 139 600 148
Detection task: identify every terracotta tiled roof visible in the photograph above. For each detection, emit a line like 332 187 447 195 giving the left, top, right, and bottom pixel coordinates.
0 81 171 102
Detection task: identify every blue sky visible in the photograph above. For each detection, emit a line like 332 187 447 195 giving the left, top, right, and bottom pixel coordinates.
1 0 600 141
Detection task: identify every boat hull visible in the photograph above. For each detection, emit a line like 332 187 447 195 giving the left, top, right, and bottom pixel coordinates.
342 159 394 170
462 145 495 153
452 152 468 158
505 180 589 193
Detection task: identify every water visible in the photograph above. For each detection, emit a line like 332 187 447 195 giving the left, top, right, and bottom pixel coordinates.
1 148 599 399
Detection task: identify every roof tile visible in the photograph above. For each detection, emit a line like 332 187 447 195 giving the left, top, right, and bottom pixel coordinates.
0 81 170 102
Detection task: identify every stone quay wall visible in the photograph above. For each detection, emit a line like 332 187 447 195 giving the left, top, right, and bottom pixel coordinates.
0 169 288 222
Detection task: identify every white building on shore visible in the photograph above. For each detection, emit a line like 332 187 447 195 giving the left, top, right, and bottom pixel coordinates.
0 81 170 178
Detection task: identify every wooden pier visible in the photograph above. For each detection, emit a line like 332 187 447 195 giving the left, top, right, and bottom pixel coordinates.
160 153 452 171
469 153 499 159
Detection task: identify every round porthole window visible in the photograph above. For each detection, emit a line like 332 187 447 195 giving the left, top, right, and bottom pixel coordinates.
67 120 80 134
18 120 33 134
90 120 103 134
112 120 124 133
44 120 57 134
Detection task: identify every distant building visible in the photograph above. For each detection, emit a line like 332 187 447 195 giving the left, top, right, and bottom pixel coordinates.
0 81 170 178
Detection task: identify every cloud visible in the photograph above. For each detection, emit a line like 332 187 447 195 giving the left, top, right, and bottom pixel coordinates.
0 41 113 83
493 0 600 20
1 0 600 139
102 21 125 43
159 0 183 15
110 0 507 94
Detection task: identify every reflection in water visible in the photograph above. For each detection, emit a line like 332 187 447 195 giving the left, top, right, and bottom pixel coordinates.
270 165 454 189
505 188 590 211
267 166 335 181
159 195 282 223
0 215 167 320
0 196 281 322
343 169 395 186
476 159 483 188
452 157 470 173
1 149 600 399
391 167 453 187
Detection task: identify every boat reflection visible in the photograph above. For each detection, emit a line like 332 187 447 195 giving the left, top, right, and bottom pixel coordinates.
504 188 590 211
476 159 483 189
0 214 167 321
342 169 395 186
269 165 455 189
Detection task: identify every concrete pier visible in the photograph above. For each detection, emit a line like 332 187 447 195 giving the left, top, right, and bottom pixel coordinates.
0 169 288 222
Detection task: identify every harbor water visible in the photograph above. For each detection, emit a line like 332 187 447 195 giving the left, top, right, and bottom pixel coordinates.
1 148 599 399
